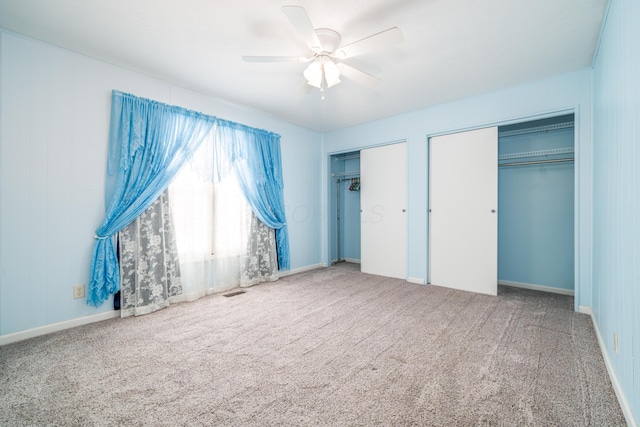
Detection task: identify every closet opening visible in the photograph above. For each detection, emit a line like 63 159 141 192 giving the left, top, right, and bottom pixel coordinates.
329 151 361 266
497 114 575 294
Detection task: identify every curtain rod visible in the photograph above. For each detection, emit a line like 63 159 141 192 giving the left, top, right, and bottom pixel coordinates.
498 158 574 167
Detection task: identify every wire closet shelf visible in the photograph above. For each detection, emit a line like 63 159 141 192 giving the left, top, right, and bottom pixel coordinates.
498 120 575 167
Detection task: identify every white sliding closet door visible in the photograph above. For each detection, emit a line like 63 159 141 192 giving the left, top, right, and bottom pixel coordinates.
361 142 407 279
429 127 498 295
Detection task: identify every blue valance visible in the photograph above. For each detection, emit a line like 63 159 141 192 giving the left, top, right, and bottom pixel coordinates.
88 90 290 306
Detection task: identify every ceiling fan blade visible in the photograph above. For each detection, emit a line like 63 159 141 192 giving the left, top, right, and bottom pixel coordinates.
338 63 381 88
334 27 403 59
282 5 322 52
242 56 310 63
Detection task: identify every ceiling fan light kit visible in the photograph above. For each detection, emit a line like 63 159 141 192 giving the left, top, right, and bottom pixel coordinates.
304 55 341 90
303 60 322 88
322 59 341 88
303 28 343 92
242 5 403 97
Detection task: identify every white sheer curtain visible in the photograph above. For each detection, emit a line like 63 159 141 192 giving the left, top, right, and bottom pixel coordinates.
118 190 183 317
168 133 278 298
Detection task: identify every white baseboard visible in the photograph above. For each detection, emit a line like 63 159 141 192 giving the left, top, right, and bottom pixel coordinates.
407 277 426 285
279 263 326 277
578 305 593 315
587 309 638 427
0 310 121 346
498 280 574 296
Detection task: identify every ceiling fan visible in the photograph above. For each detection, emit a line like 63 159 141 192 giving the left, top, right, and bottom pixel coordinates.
242 6 403 97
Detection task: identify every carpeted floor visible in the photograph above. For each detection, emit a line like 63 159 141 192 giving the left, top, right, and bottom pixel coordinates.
0 263 626 426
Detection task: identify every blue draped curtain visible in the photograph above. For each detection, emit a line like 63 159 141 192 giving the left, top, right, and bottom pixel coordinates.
88 91 216 306
88 91 290 306
215 120 290 270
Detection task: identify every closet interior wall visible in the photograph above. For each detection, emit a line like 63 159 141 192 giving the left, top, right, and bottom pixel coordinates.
330 151 361 264
497 114 575 293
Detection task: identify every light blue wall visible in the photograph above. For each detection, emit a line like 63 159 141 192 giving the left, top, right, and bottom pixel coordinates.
498 125 574 290
592 0 640 422
0 31 323 336
323 70 592 303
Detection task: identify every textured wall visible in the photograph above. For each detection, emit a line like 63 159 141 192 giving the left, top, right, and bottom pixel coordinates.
592 0 640 422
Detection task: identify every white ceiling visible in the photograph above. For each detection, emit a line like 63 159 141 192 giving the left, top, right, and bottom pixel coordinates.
0 0 607 132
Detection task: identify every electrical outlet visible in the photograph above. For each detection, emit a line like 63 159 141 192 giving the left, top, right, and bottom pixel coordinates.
614 332 619 353
73 284 85 299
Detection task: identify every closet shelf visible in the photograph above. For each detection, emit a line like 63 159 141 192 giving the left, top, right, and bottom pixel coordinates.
499 158 574 167
334 154 360 162
499 121 574 138
332 171 360 177
498 147 574 161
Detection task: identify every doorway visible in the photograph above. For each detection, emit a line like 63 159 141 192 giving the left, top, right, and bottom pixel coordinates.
427 114 575 296
329 151 361 265
497 115 575 293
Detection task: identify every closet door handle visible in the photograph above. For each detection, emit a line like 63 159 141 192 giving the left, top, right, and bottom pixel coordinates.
402 209 406 212
491 209 496 213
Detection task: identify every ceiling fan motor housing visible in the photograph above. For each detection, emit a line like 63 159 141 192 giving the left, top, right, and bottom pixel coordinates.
315 28 341 54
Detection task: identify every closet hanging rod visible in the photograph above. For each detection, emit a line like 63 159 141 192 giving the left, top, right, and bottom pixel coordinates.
499 158 574 167
499 121 574 138
332 171 360 177
334 154 360 161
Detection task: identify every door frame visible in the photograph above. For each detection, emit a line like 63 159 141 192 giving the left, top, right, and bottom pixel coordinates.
426 107 581 309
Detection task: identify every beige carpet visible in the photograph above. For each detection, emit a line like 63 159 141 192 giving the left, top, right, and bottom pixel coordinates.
0 263 626 426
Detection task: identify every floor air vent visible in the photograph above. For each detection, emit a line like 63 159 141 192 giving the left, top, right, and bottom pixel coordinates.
223 290 245 298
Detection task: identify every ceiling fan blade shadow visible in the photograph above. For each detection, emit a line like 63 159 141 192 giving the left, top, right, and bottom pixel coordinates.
338 63 381 88
282 5 322 52
334 27 403 59
242 56 310 63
